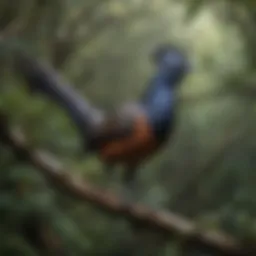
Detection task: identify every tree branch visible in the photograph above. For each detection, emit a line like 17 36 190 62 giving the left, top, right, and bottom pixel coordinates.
0 113 255 256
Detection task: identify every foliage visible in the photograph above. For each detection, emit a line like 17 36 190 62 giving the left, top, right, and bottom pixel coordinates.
0 0 255 255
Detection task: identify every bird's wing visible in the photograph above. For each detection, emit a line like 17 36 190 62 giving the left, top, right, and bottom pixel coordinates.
89 103 145 146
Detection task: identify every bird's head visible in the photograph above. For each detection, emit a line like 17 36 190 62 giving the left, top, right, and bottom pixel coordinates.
152 44 190 84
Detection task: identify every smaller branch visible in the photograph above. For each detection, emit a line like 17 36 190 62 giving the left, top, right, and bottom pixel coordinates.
0 113 255 256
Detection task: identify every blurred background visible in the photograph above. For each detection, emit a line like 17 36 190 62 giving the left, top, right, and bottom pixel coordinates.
0 0 255 255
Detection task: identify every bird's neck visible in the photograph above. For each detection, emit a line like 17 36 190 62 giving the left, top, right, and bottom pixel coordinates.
157 67 184 85
141 72 177 105
140 73 176 141
139 69 185 141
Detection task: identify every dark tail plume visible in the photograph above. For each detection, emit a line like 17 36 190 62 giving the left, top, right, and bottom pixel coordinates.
14 51 103 137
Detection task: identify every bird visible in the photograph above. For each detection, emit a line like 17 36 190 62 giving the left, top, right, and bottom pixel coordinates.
14 45 190 202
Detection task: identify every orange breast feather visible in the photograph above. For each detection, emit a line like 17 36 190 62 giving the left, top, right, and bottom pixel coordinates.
99 115 160 165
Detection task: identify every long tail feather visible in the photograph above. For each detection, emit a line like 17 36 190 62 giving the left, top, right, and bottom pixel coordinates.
14 52 103 136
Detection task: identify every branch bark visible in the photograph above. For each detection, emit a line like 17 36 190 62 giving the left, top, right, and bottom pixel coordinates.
0 113 255 256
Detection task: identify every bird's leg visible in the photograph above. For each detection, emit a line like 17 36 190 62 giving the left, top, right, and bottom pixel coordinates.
121 166 138 204
104 164 116 190
105 163 114 179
